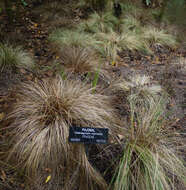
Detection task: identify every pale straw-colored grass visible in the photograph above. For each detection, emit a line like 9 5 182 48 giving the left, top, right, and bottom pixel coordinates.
7 76 120 190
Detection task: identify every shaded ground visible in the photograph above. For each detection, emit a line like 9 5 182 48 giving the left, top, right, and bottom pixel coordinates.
0 1 185 189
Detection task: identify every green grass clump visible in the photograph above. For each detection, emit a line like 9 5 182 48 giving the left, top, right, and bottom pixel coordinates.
113 96 186 190
49 29 99 48
78 11 119 33
120 15 141 33
77 19 99 34
85 12 119 33
94 30 122 62
0 43 34 73
142 27 178 49
111 74 186 190
120 32 150 53
94 30 151 61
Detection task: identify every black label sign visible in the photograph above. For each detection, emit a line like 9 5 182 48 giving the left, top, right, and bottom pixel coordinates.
69 126 108 144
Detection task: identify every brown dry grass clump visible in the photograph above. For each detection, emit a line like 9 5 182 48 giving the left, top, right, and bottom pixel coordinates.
58 46 109 81
7 76 119 190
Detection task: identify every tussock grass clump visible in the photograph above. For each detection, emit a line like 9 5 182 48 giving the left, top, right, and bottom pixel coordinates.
108 74 164 120
120 15 141 32
95 30 122 62
113 74 163 112
142 27 178 49
94 30 151 61
78 12 119 33
49 29 98 48
7 76 119 189
0 43 34 73
87 12 119 33
58 46 108 79
113 97 186 190
93 26 150 55
111 74 186 189
77 19 98 34
120 33 150 53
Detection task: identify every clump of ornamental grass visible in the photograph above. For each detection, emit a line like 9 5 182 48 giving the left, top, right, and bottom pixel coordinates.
120 32 151 54
94 30 122 62
94 30 151 61
58 46 109 81
119 2 157 26
48 29 99 48
78 12 119 33
77 19 98 34
7 76 120 190
142 26 178 49
91 22 147 54
0 43 34 73
112 96 186 190
120 15 141 33
113 74 163 111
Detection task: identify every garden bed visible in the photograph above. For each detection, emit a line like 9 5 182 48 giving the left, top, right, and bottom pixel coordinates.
0 0 185 189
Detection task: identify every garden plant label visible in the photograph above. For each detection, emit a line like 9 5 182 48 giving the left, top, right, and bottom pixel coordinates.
69 126 108 144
